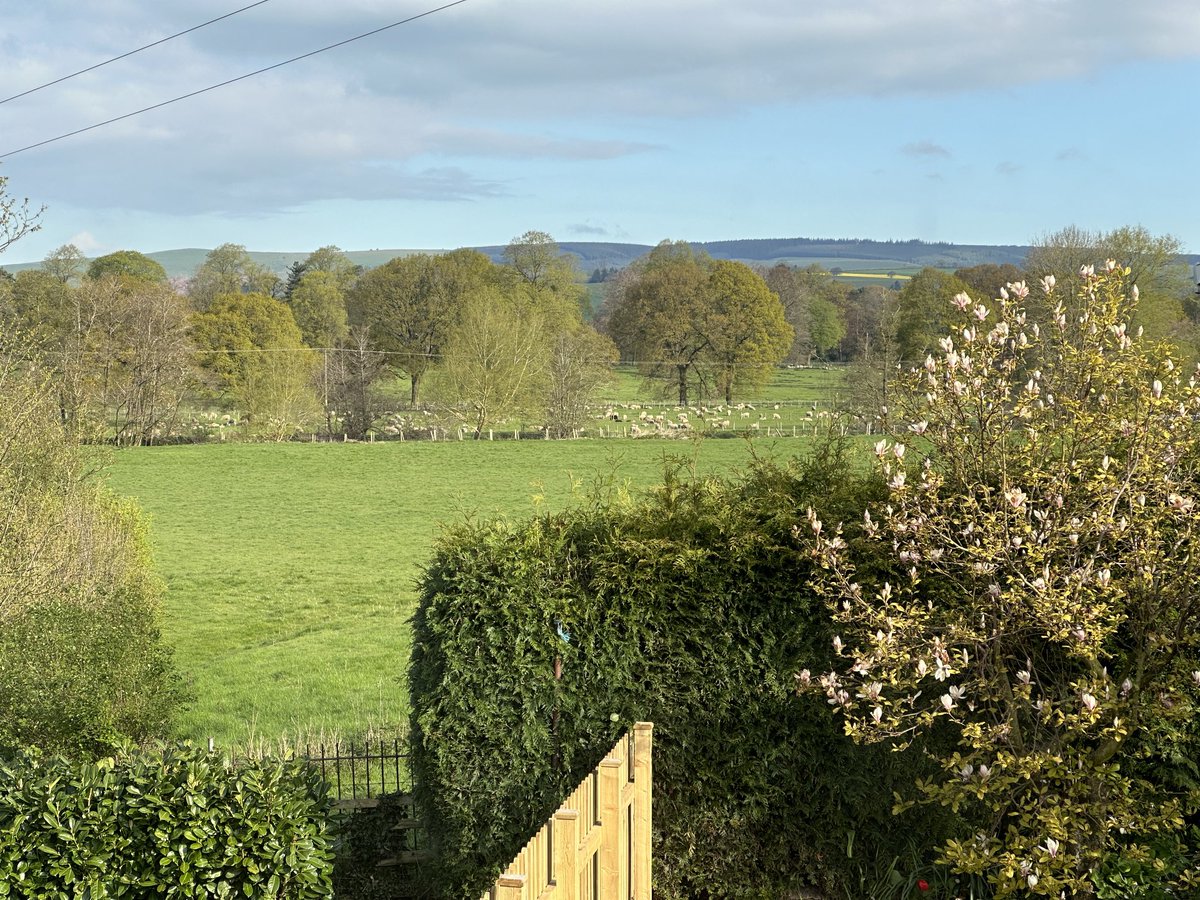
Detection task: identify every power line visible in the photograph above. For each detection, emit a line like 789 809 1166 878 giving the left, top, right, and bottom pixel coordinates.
0 1 274 106
0 0 472 159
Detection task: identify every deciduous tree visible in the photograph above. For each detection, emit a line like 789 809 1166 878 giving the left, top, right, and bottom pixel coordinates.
187 243 279 310
807 265 1200 896
192 292 318 436
350 249 492 406
608 242 791 404
41 243 87 284
289 269 349 348
607 241 712 405
0 172 44 256
86 250 168 284
545 324 618 437
703 259 793 403
435 286 550 438
893 267 972 363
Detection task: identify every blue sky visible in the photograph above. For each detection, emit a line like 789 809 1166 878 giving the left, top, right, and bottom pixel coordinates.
2 0 1198 263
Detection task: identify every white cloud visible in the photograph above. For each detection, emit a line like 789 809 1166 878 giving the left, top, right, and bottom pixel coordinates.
66 230 103 253
2 0 1198 219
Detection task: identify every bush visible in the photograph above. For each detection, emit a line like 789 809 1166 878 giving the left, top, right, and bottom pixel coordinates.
410 443 956 898
0 343 184 755
809 266 1200 895
0 743 334 898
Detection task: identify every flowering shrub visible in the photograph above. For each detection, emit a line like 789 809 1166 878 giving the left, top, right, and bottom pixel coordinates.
805 264 1200 896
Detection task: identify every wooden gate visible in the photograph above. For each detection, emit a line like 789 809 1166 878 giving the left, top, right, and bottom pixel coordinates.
482 722 653 900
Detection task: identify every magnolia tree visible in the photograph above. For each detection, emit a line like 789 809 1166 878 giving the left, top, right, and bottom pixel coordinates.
804 264 1200 897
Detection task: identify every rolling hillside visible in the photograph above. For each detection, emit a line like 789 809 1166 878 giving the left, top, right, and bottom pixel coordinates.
3 237 1037 280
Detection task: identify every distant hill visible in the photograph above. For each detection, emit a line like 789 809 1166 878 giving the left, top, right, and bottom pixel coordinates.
2 237 1039 280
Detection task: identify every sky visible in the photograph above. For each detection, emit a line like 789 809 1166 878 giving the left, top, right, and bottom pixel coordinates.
2 0 1199 264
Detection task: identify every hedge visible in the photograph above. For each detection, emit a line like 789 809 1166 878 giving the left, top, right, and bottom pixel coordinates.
410 444 958 899
0 743 334 899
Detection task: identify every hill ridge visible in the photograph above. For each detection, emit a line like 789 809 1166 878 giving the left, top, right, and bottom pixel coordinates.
3 236 1034 279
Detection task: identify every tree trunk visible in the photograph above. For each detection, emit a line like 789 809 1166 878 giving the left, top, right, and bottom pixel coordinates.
677 365 688 406
410 371 422 407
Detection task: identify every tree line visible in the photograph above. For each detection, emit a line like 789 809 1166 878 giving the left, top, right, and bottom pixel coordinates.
0 232 796 442
2 223 1194 443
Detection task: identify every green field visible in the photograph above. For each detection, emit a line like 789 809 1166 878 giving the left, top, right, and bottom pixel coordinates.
105 437 810 746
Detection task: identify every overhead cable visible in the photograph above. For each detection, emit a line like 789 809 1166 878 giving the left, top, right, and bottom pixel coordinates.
0 0 274 106
0 0 472 159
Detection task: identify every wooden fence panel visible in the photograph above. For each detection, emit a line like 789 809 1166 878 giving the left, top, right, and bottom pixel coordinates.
480 722 653 900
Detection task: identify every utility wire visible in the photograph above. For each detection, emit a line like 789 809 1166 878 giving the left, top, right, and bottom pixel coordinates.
0 0 274 106
0 0 472 159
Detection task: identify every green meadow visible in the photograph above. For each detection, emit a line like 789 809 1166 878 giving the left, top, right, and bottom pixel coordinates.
105 436 811 746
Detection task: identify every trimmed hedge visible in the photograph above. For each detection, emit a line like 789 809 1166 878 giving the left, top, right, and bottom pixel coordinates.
0 743 334 898
411 444 956 899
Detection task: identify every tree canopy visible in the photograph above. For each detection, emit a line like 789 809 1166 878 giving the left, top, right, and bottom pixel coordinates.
606 241 792 404
187 243 280 310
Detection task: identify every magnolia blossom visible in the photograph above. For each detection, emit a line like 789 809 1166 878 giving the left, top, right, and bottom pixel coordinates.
1168 493 1194 513
952 292 971 311
1005 487 1027 509
1081 692 1098 712
909 420 929 435
1039 274 1056 294
1044 838 1060 858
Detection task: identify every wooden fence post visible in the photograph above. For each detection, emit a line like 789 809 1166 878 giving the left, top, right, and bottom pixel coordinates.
496 873 526 900
632 723 654 900
599 758 621 898
554 808 579 900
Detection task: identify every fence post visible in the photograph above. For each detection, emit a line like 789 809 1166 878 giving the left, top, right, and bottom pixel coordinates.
632 723 654 900
598 758 621 899
495 873 526 900
553 809 579 900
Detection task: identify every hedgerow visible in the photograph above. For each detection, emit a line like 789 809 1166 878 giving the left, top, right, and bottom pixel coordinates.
410 443 957 898
0 743 334 899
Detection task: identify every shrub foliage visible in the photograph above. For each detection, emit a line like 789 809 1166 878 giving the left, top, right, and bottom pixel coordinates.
0 344 183 755
0 743 334 898
410 446 954 898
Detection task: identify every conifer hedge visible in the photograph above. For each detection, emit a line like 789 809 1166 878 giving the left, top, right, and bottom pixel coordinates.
410 445 956 899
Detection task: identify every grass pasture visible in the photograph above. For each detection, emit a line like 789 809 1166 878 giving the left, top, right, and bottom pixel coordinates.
105 437 809 746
